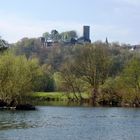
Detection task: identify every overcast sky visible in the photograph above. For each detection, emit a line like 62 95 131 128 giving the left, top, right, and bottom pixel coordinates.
0 0 140 44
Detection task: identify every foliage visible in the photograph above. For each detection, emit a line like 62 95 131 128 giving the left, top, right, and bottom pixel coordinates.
12 37 41 59
54 61 87 101
42 30 77 42
99 77 122 106
119 56 140 106
31 92 90 102
0 52 42 105
34 64 55 92
60 30 77 42
10 37 140 106
70 44 111 104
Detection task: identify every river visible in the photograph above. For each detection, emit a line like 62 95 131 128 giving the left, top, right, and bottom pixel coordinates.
0 106 140 140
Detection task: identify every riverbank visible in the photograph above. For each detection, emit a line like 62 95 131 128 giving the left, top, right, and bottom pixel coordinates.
30 92 90 102
0 100 36 110
29 92 92 107
29 92 140 107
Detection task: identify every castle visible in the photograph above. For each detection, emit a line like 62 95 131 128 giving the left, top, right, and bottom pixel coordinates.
40 26 91 47
0 38 9 51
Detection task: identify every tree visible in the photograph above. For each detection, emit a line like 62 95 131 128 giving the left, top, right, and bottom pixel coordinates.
13 38 41 58
43 32 50 40
50 30 60 42
109 45 133 77
34 64 55 92
99 77 122 106
56 60 85 101
0 52 42 106
120 56 140 106
73 44 111 104
60 31 77 42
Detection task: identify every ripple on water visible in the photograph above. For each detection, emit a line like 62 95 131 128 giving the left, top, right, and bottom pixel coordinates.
0 107 140 140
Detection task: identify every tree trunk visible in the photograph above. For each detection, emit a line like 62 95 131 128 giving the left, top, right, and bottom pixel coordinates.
71 85 79 101
91 88 98 106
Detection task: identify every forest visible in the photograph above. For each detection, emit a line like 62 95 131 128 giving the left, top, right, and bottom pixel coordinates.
0 36 140 107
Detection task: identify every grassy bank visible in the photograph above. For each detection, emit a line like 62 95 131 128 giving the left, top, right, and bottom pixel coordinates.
30 92 90 102
29 92 91 106
31 92 67 101
29 92 139 107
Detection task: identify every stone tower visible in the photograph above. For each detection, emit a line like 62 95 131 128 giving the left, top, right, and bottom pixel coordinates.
83 26 90 41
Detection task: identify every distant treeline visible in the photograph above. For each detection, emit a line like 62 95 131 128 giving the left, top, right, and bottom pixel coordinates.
0 37 140 107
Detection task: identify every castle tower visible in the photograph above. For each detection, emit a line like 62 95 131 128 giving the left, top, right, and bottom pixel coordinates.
83 26 90 41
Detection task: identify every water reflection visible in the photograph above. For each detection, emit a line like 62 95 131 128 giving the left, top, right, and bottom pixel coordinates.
0 110 42 131
0 121 32 130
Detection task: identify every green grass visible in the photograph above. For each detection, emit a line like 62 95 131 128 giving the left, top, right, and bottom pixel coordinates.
32 92 67 100
29 92 91 106
31 92 90 100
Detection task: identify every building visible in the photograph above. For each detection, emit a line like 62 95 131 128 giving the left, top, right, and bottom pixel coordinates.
83 26 90 41
129 45 140 51
40 25 91 47
0 38 9 51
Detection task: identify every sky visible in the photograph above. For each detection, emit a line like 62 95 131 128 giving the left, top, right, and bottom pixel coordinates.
0 0 140 44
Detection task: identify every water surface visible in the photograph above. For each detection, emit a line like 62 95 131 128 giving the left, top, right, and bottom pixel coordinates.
0 107 140 140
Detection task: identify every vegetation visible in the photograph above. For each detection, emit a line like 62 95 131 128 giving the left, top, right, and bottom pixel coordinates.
30 92 90 105
0 52 42 106
43 30 77 42
1 35 140 107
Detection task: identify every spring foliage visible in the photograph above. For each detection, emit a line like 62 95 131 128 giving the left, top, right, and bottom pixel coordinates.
0 52 42 105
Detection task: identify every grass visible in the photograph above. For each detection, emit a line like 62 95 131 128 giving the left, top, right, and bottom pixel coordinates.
32 92 67 100
29 92 91 106
31 92 90 101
